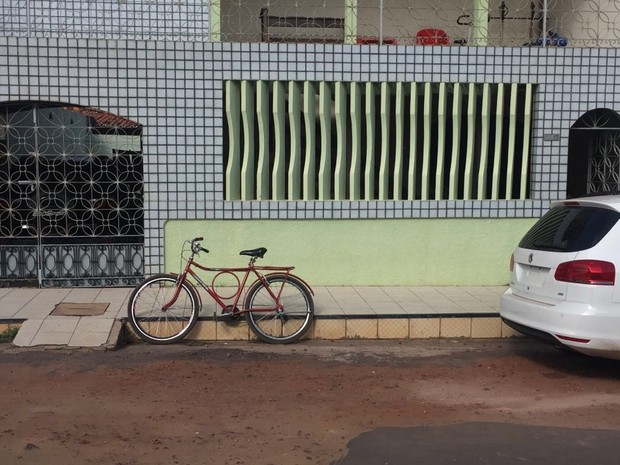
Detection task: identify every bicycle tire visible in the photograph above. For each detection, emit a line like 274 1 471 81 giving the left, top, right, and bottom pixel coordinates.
244 273 314 344
127 273 200 344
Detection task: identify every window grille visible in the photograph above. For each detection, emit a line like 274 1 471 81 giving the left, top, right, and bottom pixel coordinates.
224 80 535 201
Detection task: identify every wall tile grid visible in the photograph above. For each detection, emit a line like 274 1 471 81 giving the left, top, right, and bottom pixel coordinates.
0 37 615 273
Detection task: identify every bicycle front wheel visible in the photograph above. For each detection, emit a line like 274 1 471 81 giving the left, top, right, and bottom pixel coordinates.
128 273 200 344
244 274 314 344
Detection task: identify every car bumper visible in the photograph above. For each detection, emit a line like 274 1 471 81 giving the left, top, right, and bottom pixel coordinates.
500 288 620 359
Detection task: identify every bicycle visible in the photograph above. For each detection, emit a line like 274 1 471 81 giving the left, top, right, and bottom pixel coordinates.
127 237 314 345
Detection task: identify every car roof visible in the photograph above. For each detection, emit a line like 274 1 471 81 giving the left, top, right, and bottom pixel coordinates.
551 194 620 212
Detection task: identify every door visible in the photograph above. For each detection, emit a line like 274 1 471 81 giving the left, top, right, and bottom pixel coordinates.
0 101 145 287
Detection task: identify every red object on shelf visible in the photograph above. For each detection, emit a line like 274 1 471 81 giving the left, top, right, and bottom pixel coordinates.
416 28 450 45
356 36 398 45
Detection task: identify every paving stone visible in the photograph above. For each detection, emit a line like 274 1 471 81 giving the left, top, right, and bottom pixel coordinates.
12 319 43 347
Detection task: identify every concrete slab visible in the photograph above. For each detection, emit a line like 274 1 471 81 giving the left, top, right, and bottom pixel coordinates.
367 301 406 313
0 287 15 299
12 319 44 347
6 288 70 319
29 317 80 346
69 318 116 347
97 288 132 319
0 288 46 318
63 288 104 302
353 287 393 301
0 299 25 318
400 302 437 314
31 330 73 346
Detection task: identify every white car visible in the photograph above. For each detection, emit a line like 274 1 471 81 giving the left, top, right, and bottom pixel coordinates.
500 195 620 359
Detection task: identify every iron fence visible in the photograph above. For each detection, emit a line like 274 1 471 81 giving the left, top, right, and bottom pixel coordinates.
0 101 145 286
1 1 619 47
0 0 211 41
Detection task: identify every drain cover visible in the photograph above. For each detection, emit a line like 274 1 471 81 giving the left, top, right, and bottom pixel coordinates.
51 302 110 316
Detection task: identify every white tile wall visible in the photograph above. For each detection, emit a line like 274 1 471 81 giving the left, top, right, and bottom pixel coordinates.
1 37 617 273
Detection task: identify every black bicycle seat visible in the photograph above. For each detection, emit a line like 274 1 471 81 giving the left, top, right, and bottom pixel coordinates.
239 247 267 258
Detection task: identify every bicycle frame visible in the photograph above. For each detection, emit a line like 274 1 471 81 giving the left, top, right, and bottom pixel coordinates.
164 250 312 316
127 237 316 345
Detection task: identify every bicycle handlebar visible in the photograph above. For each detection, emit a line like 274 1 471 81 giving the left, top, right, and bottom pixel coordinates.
191 237 209 254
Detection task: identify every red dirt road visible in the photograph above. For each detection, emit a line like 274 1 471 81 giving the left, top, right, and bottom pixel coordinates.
1 339 620 465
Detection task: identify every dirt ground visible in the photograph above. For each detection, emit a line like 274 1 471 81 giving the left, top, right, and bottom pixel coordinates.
2 338 620 465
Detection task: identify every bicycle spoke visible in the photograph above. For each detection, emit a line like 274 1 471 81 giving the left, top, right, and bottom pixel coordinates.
128 274 199 344
245 275 314 344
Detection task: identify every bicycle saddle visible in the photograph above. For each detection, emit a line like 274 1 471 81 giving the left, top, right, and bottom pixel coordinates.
239 247 267 258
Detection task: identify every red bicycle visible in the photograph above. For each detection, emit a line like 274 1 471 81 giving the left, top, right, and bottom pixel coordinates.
127 237 314 344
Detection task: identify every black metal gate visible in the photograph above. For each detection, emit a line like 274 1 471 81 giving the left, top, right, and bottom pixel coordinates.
568 108 620 199
0 101 144 287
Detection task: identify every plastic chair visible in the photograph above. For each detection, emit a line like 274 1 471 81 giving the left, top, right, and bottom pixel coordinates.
416 28 450 45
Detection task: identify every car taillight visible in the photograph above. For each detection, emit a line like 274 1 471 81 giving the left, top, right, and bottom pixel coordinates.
554 260 615 285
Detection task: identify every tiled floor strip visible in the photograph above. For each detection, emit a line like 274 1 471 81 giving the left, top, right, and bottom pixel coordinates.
0 286 516 348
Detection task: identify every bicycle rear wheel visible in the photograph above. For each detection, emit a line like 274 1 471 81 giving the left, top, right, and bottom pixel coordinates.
244 274 314 344
128 273 200 344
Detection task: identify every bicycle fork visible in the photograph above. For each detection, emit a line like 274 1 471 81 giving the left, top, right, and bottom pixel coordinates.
160 261 195 312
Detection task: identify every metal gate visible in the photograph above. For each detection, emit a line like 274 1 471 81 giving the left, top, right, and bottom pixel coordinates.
568 108 620 198
0 101 144 287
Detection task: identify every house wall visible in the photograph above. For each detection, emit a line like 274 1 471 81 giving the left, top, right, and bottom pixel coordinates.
163 218 534 285
1 37 618 285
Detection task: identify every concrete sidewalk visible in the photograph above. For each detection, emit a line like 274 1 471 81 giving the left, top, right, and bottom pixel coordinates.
0 285 511 349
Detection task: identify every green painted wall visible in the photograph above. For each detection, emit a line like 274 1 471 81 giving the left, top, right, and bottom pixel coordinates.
164 219 536 286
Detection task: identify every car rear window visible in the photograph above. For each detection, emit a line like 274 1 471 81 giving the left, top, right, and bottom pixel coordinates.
519 205 620 252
